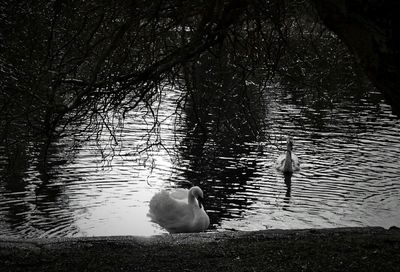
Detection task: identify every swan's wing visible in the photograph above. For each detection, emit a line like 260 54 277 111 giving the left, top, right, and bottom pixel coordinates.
291 153 300 171
275 154 286 171
169 188 189 202
148 190 188 220
148 190 194 232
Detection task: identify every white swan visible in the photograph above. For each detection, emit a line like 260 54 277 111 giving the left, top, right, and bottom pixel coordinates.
275 136 300 173
148 186 210 233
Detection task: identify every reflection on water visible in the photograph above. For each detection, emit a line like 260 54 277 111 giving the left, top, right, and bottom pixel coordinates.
1 81 399 238
2 2 399 239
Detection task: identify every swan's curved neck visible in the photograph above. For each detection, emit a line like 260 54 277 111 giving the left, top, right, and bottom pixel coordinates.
188 192 200 209
188 187 203 209
188 193 196 205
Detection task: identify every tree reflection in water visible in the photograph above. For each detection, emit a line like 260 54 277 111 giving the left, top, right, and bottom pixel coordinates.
176 47 269 227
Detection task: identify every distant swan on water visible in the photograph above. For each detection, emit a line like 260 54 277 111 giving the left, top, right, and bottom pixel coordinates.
148 186 210 233
275 136 300 173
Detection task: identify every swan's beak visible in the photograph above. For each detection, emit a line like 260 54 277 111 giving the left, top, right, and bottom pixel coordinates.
197 196 204 209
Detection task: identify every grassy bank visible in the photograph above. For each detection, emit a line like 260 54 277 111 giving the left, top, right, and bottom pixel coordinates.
1 227 399 271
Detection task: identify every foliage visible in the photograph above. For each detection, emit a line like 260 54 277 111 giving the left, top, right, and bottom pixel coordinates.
0 0 369 176
0 1 286 164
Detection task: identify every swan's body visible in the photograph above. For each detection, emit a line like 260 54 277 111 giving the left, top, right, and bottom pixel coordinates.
148 186 210 233
275 137 300 173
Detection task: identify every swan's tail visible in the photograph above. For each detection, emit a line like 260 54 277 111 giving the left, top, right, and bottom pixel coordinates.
147 190 168 222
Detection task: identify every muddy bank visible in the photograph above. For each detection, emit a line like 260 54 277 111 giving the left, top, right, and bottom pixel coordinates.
1 227 399 271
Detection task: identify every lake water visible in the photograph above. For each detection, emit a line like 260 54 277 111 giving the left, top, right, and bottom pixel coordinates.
0 82 399 238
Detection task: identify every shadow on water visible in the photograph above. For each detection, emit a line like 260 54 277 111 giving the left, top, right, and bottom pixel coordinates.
0 137 31 234
284 172 292 198
282 172 292 211
176 49 267 227
0 130 78 237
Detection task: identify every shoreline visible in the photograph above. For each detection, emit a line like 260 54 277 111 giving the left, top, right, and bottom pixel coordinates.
1 227 399 271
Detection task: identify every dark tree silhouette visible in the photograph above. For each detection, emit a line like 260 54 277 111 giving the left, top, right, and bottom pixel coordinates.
1 0 398 176
312 0 400 115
